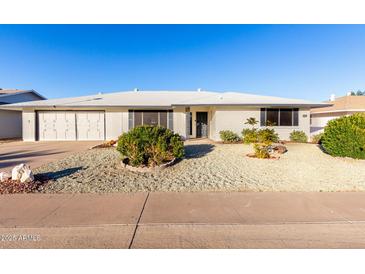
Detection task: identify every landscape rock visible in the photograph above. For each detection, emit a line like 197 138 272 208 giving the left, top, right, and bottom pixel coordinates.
273 145 288 154
11 164 34 183
0 172 11 182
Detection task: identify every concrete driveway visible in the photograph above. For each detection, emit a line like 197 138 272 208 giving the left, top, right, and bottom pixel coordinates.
1 192 365 248
0 141 101 172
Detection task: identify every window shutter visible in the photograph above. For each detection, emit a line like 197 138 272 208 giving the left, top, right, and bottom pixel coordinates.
293 108 299 126
260 108 266 126
168 110 173 130
128 110 134 130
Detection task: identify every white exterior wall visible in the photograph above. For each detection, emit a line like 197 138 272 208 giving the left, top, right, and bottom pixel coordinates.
105 107 129 140
211 106 311 141
173 107 187 138
210 107 260 141
22 110 36 141
0 110 22 139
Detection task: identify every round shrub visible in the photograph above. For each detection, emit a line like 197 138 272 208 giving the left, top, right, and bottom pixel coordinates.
289 130 308 143
117 125 185 167
321 113 365 159
219 130 241 143
242 128 279 144
242 128 258 144
257 128 279 143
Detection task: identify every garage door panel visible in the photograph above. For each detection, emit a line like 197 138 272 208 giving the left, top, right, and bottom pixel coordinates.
76 112 105 141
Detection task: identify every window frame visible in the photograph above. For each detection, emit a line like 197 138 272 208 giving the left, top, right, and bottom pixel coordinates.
260 108 299 127
128 109 172 129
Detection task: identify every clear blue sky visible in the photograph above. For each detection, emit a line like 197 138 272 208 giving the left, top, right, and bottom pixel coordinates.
1 25 365 101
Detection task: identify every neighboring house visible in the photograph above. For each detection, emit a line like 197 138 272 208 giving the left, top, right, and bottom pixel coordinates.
0 89 46 139
310 94 365 135
1 90 327 141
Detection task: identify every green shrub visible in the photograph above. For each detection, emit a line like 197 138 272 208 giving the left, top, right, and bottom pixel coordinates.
321 113 365 159
242 128 258 144
242 128 279 144
117 125 185 167
257 128 279 143
311 133 324 144
253 143 271 158
219 130 241 143
289 130 308 143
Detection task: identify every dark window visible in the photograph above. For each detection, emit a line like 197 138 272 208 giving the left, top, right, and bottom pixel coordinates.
260 108 299 127
134 111 142 127
280 109 293 126
159 111 167 128
129 110 171 129
143 111 158 126
266 109 279 126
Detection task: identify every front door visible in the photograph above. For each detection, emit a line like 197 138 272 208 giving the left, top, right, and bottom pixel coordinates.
196 112 208 138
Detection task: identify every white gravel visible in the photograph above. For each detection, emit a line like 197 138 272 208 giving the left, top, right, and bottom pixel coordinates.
34 142 365 193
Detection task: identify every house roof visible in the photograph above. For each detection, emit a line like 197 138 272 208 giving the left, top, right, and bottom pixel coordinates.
311 95 365 114
0 90 329 109
0 89 46 100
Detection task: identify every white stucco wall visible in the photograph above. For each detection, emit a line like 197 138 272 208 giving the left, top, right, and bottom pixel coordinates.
211 106 311 141
0 110 22 139
173 107 187 139
22 110 36 141
105 108 129 140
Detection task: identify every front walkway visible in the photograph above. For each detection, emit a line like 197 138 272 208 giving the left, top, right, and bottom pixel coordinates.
0 141 101 172
1 192 365 248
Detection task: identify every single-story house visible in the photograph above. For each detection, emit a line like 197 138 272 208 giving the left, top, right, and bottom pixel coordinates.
0 90 328 142
0 89 46 139
310 93 365 135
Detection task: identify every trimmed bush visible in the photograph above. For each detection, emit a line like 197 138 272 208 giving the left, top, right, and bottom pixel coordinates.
257 128 279 143
242 128 258 144
289 130 308 143
219 130 241 143
321 113 365 159
117 125 185 167
242 128 279 144
311 133 324 144
253 143 271 159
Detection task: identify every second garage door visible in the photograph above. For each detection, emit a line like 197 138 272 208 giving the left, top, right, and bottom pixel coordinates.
38 111 105 141
76 111 105 140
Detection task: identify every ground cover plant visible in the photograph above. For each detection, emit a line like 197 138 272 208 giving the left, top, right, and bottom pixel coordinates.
289 130 308 143
219 130 241 143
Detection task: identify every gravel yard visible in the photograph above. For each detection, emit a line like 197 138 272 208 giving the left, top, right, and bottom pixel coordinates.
34 142 365 193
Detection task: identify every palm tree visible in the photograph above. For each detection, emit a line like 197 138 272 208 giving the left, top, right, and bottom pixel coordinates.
245 117 258 128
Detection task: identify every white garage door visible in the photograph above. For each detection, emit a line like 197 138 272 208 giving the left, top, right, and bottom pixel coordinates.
38 111 76 141
38 111 105 141
76 111 105 140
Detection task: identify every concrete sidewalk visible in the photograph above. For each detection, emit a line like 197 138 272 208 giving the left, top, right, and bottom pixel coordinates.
1 192 365 248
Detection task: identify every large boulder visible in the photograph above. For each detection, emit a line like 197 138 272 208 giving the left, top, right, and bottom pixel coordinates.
11 164 34 183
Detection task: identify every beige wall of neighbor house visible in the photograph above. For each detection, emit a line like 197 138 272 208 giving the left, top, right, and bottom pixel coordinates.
0 110 22 138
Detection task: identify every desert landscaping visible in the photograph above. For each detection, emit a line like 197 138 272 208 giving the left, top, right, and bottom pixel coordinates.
30 141 365 193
